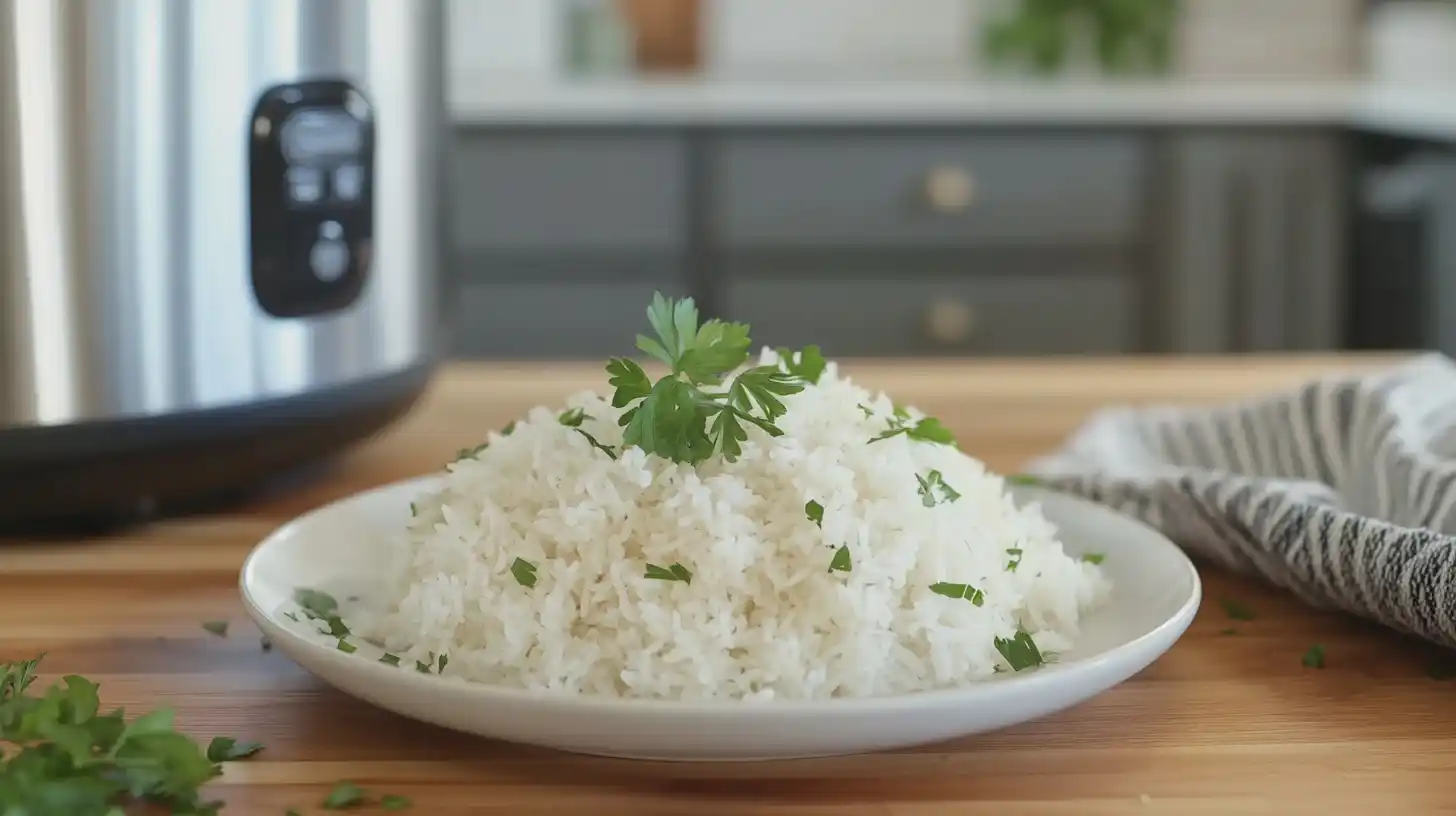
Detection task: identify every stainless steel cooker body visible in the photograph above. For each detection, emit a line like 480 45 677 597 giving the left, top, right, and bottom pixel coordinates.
0 0 448 524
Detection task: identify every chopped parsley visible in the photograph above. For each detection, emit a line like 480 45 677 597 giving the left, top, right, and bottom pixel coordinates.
916 470 961 507
644 563 693 584
573 429 618 459
868 412 956 447
380 653 402 667
1220 598 1255 621
510 557 538 588
295 587 350 637
1219 628 1238 636
201 620 229 637
929 582 986 606
1301 644 1326 669
455 442 488 460
382 794 413 810
805 500 824 527
828 545 852 573
558 407 590 427
607 292 810 464
1005 548 1024 572
207 736 264 762
1081 553 1105 565
994 630 1046 671
322 781 368 809
336 639 357 654
437 653 449 673
1004 474 1043 487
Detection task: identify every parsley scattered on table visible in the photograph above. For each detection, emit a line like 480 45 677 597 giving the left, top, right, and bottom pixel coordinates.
202 620 229 637
644 563 693 584
828 545 852 573
994 630 1046 671
0 653 264 814
930 582 986 606
1220 598 1256 621
207 736 264 762
381 794 413 810
322 780 368 809
606 292 810 464
916 470 960 507
1302 643 1326 669
805 500 824 527
510 557 538 588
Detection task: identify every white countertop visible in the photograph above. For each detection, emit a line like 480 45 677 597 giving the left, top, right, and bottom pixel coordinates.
448 77 1456 140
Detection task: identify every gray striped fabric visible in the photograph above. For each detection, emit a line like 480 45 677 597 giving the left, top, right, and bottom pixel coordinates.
1024 353 1456 650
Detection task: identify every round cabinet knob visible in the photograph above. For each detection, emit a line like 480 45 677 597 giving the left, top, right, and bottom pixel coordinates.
923 166 976 213
925 299 977 346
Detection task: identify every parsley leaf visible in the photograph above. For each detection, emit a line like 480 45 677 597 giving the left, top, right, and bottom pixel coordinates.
1004 474 1043 487
295 588 350 637
774 344 827 384
573 429 617 459
322 781 368 809
1221 598 1255 621
868 407 957 448
644 563 693 583
558 407 589 427
201 620 229 637
1005 548 1024 572
828 545 852 573
1301 644 1326 669
994 630 1045 671
1081 553 1105 565
206 736 264 762
510 558 538 588
337 639 357 654
805 500 824 527
929 582 986 605
916 470 960 507
379 653 401 667
381 794 413 810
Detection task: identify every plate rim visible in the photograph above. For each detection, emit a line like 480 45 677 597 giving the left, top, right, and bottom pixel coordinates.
239 473 1202 717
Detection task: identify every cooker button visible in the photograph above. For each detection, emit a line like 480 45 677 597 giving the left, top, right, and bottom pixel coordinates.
332 164 364 202
308 237 350 282
286 166 324 204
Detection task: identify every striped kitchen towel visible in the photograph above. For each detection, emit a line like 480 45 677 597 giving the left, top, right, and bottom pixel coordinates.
1024 353 1456 650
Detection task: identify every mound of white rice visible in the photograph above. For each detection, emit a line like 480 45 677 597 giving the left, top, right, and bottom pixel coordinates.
355 351 1110 701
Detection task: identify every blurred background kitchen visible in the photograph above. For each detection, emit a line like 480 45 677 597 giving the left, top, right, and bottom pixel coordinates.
443 0 1456 360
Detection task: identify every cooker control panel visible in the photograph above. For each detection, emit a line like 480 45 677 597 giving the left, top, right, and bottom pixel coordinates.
248 80 374 319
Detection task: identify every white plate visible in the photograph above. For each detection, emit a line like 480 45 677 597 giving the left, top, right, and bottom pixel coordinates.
239 475 1200 762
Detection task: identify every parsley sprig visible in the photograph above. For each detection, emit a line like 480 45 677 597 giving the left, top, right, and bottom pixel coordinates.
0 653 264 814
606 293 810 464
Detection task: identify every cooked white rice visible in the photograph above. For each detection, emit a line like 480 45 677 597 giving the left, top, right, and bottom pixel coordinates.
353 351 1110 701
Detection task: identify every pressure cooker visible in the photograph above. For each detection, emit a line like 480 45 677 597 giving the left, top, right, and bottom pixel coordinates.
0 0 449 527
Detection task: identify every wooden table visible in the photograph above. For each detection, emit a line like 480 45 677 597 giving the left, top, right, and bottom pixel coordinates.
6 355 1456 815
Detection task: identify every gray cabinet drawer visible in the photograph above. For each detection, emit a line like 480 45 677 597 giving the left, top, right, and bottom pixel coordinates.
710 134 1146 249
723 275 1137 356
453 134 686 252
450 281 688 359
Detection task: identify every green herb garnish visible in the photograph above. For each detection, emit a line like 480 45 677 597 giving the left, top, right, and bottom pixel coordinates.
0 654 263 814
1081 553 1105 565
774 344 827 384
1221 598 1255 621
322 781 368 809
607 293 808 464
559 407 589 427
1219 628 1238 636
202 620 229 637
916 470 960 507
644 563 693 584
382 794 413 810
455 442 488 460
510 557 538 588
415 660 432 673
1302 644 1326 669
1005 548 1024 572
929 582 986 606
828 545 852 573
1005 474 1043 487
437 654 449 673
207 736 264 762
805 500 824 527
295 588 351 637
284 612 300 623
380 653 401 667
994 630 1045 671
868 407 957 447
337 639 357 654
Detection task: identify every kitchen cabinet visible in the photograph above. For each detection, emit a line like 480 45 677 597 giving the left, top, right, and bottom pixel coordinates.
446 125 1349 360
1158 132 1346 354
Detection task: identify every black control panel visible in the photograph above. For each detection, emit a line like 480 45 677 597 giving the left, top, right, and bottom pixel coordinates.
249 80 374 318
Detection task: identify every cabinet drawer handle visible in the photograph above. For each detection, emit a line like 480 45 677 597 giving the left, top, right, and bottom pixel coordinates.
922 166 976 213
925 299 978 345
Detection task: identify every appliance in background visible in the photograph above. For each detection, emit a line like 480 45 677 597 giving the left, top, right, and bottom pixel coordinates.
0 0 449 528
1348 132 1456 354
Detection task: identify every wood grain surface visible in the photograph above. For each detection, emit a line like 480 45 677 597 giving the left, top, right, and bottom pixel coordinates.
5 354 1456 816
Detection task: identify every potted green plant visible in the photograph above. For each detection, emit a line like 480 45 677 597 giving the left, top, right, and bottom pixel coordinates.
980 0 1180 77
